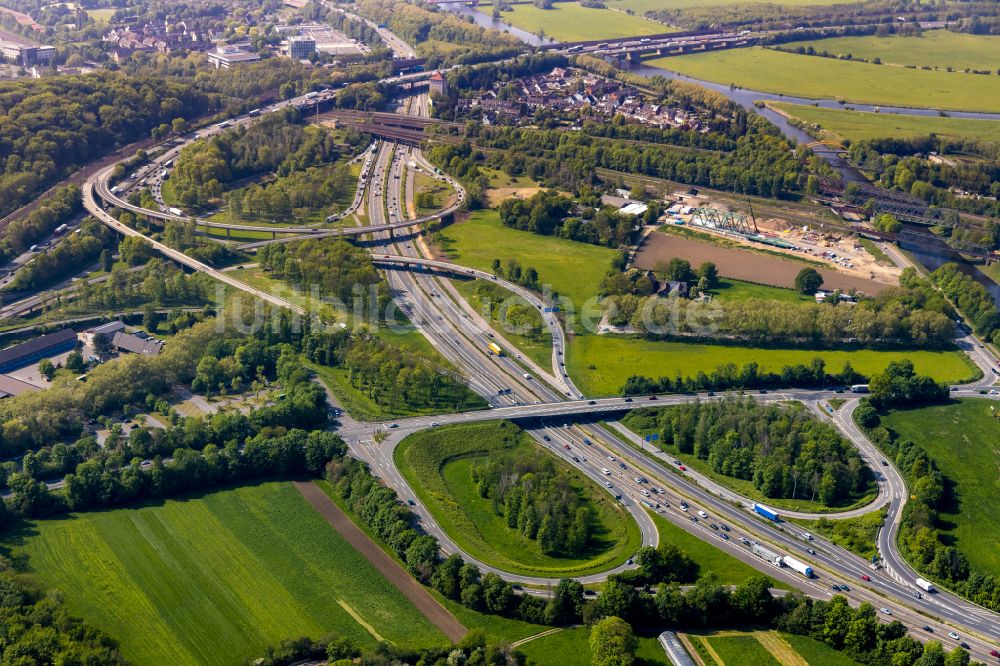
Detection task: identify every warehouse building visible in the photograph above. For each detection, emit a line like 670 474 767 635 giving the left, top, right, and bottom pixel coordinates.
0 329 77 373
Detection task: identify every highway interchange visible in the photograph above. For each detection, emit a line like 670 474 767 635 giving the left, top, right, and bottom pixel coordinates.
68 15 1000 663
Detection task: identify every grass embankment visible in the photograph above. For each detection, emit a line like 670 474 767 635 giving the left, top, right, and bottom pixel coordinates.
785 29 1000 72
452 278 552 370
792 509 886 560
413 171 454 216
441 208 975 397
517 625 671 666
858 238 894 266
771 102 1000 144
569 336 975 397
483 3 666 41
880 399 1000 573
647 47 1000 112
647 511 778 586
2 482 447 665
394 421 643 578
620 412 877 514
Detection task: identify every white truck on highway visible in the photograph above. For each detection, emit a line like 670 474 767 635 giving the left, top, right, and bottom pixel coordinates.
782 555 814 578
168 207 184 217
915 578 935 593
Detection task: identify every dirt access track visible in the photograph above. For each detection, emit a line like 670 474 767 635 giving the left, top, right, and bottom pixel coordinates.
293 481 467 642
635 232 891 295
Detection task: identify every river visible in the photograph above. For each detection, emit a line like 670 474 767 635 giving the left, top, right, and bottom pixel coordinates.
438 1 1000 300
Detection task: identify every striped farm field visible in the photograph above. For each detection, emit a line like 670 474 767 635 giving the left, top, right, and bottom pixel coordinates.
3 482 448 665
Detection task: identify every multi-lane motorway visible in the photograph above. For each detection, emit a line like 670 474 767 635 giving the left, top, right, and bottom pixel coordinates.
71 16 1000 662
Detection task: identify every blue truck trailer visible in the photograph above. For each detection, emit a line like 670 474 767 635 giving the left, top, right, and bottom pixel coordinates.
753 503 780 521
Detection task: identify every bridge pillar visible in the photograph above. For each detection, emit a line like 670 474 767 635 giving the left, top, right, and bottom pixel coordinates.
272 230 277 239
226 227 231 238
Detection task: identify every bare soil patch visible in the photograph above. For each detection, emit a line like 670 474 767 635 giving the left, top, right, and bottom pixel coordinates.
635 232 890 295
485 186 547 208
293 481 467 642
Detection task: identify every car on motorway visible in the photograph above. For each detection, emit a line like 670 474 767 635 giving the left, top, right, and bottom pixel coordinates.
648 395 657 400
641 490 650 497
709 523 718 530
564 444 571 450
407 499 415 506
619 462 627 470
634 477 642 483
608 455 616 461
679 465 687 471
385 423 399 429
604 481 613 488
879 608 892 616
587 400 596 405
719 524 730 531
673 459 682 465
989 649 1000 658
720 533 729 540
602 468 611 475
832 585 841 591
542 435 551 442
861 574 871 581
922 625 933 633
624 397 632 402
806 548 816 555
697 510 708 518
572 456 580 462
948 632 960 640
429 422 439 427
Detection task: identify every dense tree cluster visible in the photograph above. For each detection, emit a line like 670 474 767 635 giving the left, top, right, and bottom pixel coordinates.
498 190 642 248
473 449 594 556
9 219 112 291
330 454 581 626
0 71 208 218
258 238 386 313
932 262 1000 342
622 356 863 395
303 329 480 414
0 565 126 664
71 258 211 313
169 109 342 208
255 631 525 666
0 185 81 265
225 163 356 222
866 359 949 410
624 397 872 505
428 117 802 203
608 275 956 348
2 346 337 517
849 137 1000 220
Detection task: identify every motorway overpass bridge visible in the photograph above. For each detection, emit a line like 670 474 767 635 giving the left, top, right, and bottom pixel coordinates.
89 164 459 243
315 110 463 145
